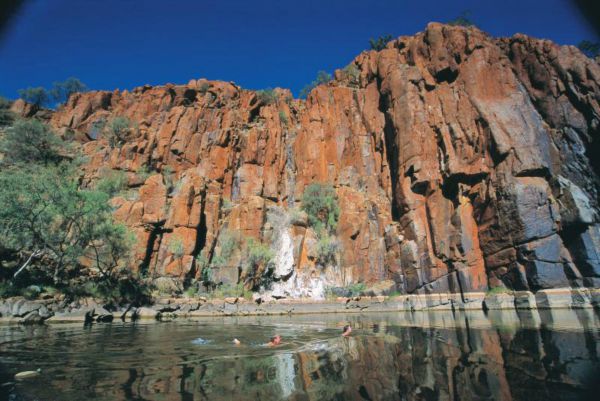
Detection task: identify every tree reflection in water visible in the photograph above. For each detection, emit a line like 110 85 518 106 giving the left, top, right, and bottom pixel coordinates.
1 308 599 401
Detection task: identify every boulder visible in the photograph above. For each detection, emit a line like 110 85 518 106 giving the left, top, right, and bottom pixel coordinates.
12 299 42 317
19 311 44 325
364 280 396 296
134 307 160 319
153 277 180 294
46 308 95 323
513 291 537 309
96 313 114 323
15 370 40 380
483 292 515 310
534 288 573 309
37 305 53 319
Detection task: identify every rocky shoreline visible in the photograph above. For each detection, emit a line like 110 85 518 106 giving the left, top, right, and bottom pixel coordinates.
1 287 598 325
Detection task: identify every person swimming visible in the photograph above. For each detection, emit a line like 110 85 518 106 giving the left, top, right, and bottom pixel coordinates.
266 335 282 346
232 338 241 345
342 325 352 337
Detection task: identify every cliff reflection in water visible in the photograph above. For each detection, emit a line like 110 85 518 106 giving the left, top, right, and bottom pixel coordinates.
2 309 599 401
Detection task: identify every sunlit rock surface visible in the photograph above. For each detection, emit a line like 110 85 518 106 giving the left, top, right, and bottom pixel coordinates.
46 22 600 297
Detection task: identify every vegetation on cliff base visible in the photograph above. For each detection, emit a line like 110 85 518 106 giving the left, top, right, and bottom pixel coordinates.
0 118 144 304
315 234 340 266
301 183 340 234
196 229 275 293
301 183 340 267
208 230 240 270
325 282 366 299
245 238 275 291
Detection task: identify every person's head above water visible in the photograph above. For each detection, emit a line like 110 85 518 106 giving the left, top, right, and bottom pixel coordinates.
342 325 352 337
268 335 282 346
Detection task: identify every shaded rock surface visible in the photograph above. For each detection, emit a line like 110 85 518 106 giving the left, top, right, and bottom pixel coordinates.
41 23 600 298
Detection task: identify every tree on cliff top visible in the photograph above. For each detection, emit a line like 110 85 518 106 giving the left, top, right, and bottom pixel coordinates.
578 40 600 58
256 88 278 105
18 87 50 107
369 34 393 51
448 11 475 27
18 78 88 109
50 77 87 105
299 71 332 99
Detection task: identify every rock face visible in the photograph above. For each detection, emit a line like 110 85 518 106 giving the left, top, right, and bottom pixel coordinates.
47 23 600 298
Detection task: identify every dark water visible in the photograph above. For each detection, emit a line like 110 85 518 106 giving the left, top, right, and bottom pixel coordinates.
1 309 599 401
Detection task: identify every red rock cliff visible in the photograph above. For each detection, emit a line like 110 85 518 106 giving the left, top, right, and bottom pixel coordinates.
48 23 600 298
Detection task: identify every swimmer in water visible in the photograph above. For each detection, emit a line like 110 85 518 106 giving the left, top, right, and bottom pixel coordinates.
233 338 241 345
342 325 352 337
267 335 282 346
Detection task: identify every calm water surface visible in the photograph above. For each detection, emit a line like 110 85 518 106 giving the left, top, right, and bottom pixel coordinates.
1 309 599 401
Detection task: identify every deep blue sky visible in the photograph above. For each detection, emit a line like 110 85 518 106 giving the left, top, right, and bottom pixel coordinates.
0 0 597 98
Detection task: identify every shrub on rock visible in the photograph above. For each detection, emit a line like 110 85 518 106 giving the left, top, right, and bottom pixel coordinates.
301 183 340 235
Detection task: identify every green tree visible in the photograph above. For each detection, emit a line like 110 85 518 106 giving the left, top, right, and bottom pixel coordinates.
0 96 14 127
0 165 131 286
50 77 87 104
18 87 50 107
448 11 474 27
369 34 393 51
299 71 332 98
301 183 340 234
578 40 600 58
0 119 66 166
0 119 140 302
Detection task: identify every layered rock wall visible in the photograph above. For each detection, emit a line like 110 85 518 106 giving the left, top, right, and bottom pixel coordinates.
47 23 600 298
